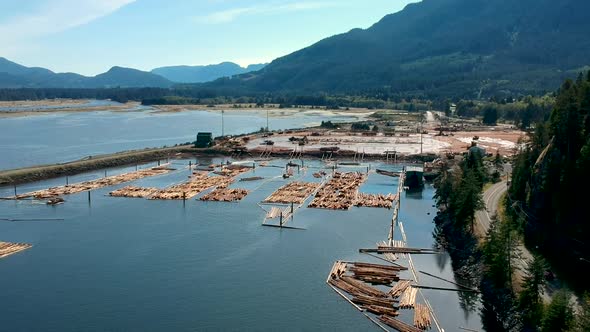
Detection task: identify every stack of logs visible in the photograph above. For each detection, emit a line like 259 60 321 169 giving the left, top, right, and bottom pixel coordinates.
200 188 249 202
14 166 172 200
263 182 320 205
355 193 397 209
109 186 159 198
308 172 367 210
414 304 432 330
213 165 252 178
327 260 432 331
149 173 234 200
349 262 402 285
0 241 32 259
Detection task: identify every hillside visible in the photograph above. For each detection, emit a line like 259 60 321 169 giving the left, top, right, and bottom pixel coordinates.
206 0 590 98
152 62 266 83
0 58 172 88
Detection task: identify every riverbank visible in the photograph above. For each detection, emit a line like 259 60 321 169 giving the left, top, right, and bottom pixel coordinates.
0 145 199 186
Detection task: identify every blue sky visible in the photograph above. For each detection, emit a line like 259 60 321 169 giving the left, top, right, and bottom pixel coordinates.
0 0 417 76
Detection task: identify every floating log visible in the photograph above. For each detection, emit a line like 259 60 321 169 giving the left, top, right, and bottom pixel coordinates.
110 186 159 198
399 287 418 309
359 247 441 255
240 176 264 182
263 181 320 205
376 169 401 178
0 241 32 259
340 276 388 298
411 285 480 293
364 305 400 317
352 294 397 308
414 304 432 330
389 280 413 298
379 315 423 332
356 193 397 209
11 166 173 201
308 172 367 210
200 188 249 202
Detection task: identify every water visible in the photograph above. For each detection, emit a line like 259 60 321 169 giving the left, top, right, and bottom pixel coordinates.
0 160 482 331
0 109 366 170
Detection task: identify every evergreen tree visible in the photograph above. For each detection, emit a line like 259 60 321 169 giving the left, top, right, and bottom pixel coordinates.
541 291 574 332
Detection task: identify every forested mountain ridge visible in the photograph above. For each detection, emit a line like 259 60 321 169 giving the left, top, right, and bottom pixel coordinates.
152 62 266 83
205 0 590 98
0 58 172 88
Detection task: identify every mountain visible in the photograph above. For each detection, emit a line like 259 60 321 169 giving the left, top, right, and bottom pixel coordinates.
206 0 590 98
0 57 172 88
88 66 172 88
151 62 267 83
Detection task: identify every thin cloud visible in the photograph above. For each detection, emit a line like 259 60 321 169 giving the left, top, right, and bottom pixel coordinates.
196 1 339 24
0 0 135 43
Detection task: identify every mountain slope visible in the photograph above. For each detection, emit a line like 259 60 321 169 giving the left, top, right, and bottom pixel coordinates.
207 0 590 97
89 66 172 88
152 62 266 83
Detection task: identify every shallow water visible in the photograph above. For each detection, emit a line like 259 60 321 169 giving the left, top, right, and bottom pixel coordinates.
0 160 482 331
0 109 365 170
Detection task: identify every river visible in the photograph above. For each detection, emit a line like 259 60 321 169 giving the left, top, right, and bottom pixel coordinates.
0 159 482 331
0 107 367 170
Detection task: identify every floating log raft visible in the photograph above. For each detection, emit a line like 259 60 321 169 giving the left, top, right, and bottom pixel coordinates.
379 315 423 332
12 166 173 200
200 188 249 202
352 294 397 308
359 247 441 255
399 286 418 309
356 193 397 209
239 176 264 182
308 172 367 210
150 173 234 200
109 186 159 198
389 280 413 298
263 181 320 205
0 241 32 259
213 165 252 178
414 304 432 330
349 262 402 285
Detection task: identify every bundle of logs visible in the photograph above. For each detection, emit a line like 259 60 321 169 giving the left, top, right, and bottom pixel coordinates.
327 260 432 331
13 166 173 200
213 165 252 178
349 262 402 285
149 173 234 200
110 186 159 198
308 172 367 210
263 182 320 205
355 193 397 209
414 304 432 330
200 188 249 202
0 241 32 259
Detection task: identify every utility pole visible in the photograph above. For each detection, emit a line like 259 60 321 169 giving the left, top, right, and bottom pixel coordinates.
221 110 225 137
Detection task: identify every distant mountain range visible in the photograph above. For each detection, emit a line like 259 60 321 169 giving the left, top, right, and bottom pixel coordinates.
204 0 590 97
152 62 266 83
3 0 590 97
0 57 266 88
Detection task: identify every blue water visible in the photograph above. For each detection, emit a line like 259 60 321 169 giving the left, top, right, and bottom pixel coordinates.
0 109 365 170
0 160 482 331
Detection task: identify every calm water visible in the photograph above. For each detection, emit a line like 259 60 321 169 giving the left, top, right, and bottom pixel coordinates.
0 109 366 170
0 160 482 331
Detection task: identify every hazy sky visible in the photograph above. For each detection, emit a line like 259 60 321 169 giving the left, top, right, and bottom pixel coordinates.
0 0 417 75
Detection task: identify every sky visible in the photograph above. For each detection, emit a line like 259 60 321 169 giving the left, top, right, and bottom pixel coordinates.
0 0 417 76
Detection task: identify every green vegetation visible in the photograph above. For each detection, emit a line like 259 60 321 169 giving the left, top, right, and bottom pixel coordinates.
509 73 590 292
350 123 371 131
